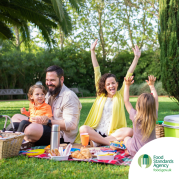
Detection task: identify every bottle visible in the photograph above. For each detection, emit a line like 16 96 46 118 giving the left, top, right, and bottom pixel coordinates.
50 125 60 150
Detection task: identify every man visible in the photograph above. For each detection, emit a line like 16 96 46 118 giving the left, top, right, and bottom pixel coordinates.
8 65 82 145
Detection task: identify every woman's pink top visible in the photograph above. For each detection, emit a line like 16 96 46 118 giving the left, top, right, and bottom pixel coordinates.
126 108 156 157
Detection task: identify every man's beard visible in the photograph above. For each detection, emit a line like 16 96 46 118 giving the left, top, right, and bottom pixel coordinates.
47 83 62 96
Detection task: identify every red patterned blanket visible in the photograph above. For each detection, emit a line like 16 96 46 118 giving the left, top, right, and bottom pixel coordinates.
20 146 133 166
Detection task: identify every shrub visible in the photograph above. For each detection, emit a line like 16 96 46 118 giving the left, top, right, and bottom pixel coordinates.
129 81 168 96
155 81 168 96
159 0 179 103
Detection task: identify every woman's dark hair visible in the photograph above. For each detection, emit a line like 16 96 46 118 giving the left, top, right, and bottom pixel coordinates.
97 73 117 96
46 65 64 78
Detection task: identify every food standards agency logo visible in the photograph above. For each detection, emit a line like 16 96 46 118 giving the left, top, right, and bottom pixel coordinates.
138 154 152 169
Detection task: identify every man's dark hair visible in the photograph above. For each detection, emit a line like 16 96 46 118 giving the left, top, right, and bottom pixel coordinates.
46 65 64 77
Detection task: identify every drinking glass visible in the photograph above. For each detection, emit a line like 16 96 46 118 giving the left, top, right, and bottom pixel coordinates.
80 133 89 147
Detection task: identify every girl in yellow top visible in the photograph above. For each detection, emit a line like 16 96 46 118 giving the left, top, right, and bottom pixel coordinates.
75 39 141 146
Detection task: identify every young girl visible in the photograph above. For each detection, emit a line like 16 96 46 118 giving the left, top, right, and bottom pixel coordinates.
75 39 141 146
123 75 158 156
16 85 53 132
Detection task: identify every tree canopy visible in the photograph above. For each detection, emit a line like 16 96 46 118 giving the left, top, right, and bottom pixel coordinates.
159 0 179 103
0 0 82 46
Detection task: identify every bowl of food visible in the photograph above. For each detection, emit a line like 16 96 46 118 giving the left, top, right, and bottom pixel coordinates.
49 148 69 161
44 145 50 153
71 147 92 160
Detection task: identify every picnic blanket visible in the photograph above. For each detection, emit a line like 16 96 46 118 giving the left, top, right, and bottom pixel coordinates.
20 146 133 166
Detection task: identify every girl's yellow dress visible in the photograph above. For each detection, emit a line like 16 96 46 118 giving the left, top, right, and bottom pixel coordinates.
75 66 132 143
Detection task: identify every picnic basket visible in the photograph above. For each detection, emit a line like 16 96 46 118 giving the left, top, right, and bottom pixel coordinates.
156 121 165 138
0 131 24 159
0 115 25 159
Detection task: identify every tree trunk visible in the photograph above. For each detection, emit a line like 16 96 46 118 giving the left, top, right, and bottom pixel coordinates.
97 8 106 60
14 26 20 49
125 6 134 48
139 12 146 49
59 27 64 51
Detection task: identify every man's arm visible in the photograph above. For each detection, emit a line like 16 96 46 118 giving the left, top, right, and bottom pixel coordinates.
51 118 66 130
32 92 81 131
52 93 81 131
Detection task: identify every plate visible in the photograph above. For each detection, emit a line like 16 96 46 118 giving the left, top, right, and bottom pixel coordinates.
70 148 80 152
26 149 45 156
110 141 126 150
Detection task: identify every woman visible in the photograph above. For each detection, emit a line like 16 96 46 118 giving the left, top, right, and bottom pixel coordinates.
75 39 141 146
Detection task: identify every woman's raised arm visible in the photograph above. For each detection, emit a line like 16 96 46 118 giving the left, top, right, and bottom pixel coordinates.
127 45 141 73
91 39 99 68
119 45 141 95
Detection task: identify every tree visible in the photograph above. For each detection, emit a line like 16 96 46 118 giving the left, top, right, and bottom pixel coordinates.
159 0 179 103
61 0 158 59
0 0 82 47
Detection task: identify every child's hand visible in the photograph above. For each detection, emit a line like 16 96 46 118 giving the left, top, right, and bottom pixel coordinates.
31 116 49 125
145 75 156 86
91 39 98 51
132 45 141 59
124 76 134 86
21 107 26 114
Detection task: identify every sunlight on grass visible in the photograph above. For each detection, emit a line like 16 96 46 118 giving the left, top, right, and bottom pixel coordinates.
0 97 179 178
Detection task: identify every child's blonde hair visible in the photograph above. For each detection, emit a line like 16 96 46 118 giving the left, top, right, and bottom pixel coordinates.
135 93 157 141
27 85 47 102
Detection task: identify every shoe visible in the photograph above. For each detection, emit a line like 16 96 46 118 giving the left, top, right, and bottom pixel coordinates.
6 122 20 131
20 141 35 150
90 140 101 147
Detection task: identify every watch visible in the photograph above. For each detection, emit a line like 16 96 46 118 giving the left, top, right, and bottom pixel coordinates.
47 120 52 127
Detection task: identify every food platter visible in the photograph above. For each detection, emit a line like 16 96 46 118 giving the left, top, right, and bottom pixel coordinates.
110 141 126 150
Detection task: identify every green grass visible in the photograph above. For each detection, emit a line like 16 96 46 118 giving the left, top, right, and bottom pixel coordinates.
0 97 178 179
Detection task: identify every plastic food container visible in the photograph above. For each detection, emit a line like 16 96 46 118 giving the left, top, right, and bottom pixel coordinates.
97 154 115 160
50 155 69 161
95 152 115 160
163 115 179 138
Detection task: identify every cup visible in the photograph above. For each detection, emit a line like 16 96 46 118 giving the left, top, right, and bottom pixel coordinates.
80 133 89 147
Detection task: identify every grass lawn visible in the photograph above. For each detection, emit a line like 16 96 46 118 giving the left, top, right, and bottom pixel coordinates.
0 97 179 179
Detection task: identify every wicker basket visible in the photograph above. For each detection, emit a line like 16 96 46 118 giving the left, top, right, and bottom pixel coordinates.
0 131 25 159
156 124 165 138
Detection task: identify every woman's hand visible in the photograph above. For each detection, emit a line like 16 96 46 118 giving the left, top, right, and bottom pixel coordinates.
127 45 140 73
146 75 156 86
91 39 98 51
124 76 134 86
132 45 141 59
31 116 49 125
91 39 99 68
